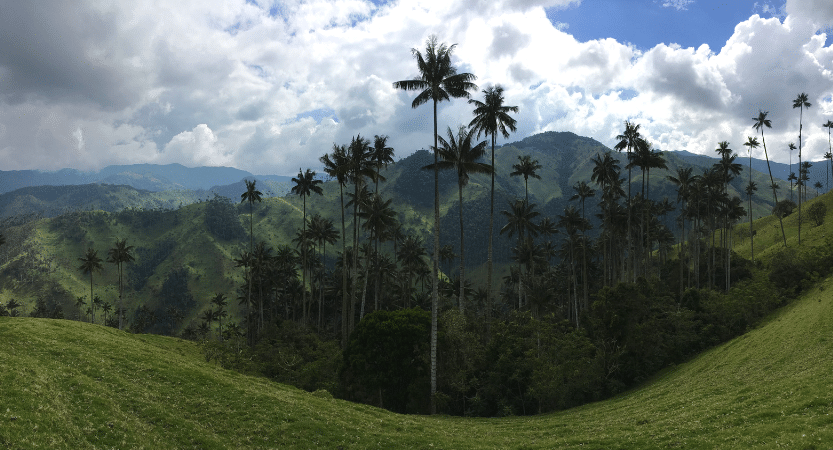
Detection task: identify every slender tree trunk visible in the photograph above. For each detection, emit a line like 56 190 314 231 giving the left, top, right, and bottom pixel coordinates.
340 184 348 347
431 99 439 415
798 108 803 245
487 133 495 330
302 198 307 327
458 183 465 313
761 130 788 247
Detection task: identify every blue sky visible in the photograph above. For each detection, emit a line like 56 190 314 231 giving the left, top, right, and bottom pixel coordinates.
0 0 831 175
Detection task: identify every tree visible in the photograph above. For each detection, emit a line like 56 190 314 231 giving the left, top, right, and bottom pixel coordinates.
321 144 351 346
788 142 797 201
308 214 339 331
210 293 228 339
393 34 477 414
742 136 760 261
77 247 103 323
358 194 397 314
468 84 518 327
240 179 263 334
614 121 645 281
510 155 542 205
824 120 833 192
500 199 540 309
753 110 786 247
107 238 134 330
793 93 811 245
591 152 621 285
570 181 595 309
291 168 324 326
371 135 395 195
424 125 492 312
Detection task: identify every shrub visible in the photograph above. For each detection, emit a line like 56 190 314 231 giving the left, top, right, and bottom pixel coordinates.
772 199 796 218
808 202 827 226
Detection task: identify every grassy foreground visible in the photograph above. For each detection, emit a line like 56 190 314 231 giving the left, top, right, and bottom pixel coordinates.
2 275 833 449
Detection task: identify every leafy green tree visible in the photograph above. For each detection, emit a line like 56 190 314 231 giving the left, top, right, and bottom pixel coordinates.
424 125 492 312
753 110 786 247
393 35 477 413
342 308 431 413
614 120 645 280
468 84 518 325
793 93 811 244
107 238 134 330
808 202 827 226
291 168 324 326
77 247 103 323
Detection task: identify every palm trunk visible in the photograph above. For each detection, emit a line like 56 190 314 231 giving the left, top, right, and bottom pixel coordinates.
430 99 439 415
458 182 465 313
761 130 788 247
302 198 307 327
340 184 348 347
487 133 495 330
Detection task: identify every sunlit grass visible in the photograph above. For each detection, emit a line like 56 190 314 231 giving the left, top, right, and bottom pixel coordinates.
3 269 833 448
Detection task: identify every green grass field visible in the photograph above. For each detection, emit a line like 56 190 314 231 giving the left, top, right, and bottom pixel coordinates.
2 265 832 449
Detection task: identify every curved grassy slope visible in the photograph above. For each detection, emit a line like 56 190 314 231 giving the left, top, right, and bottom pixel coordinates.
2 275 833 449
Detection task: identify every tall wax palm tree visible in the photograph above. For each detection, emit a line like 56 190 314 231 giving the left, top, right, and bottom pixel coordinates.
358 194 397 312
210 293 228 339
825 120 833 191
309 214 339 330
424 125 492 311
321 144 351 346
393 34 477 413
591 152 621 285
240 179 263 333
557 205 586 327
500 199 540 308
107 238 134 330
371 135 395 195
753 110 787 247
469 85 518 318
345 137 375 334
77 247 103 323
614 121 645 281
788 143 797 201
793 93 811 244
398 235 427 308
291 168 324 326
510 155 542 204
668 167 696 296
743 136 760 262
570 181 594 308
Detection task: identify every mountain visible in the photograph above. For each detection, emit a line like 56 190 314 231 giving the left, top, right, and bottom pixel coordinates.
0 163 293 194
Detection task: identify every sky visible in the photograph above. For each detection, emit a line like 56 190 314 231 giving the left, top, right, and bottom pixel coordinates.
1 0 832 176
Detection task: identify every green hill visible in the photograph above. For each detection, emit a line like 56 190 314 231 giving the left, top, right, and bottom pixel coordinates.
2 268 831 448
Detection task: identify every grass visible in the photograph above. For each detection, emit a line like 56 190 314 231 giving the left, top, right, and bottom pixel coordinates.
3 268 833 448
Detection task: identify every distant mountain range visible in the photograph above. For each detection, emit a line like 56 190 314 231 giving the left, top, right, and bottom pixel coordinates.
0 163 293 194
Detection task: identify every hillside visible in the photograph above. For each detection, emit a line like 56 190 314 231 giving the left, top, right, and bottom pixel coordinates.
0 130 808 327
2 269 831 448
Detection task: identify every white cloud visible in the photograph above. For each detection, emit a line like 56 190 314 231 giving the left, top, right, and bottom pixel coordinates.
0 0 832 176
661 0 694 11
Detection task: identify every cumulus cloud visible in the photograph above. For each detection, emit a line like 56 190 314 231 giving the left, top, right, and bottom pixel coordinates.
0 0 832 176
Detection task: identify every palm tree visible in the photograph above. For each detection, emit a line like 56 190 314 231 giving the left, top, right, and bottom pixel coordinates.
393 34 477 413
469 85 518 318
358 194 397 313
614 120 645 280
371 135 395 195
398 235 427 308
321 144 351 346
210 293 228 339
102 301 112 326
570 181 594 308
107 238 134 330
591 152 621 285
668 167 696 295
793 93 811 245
291 168 324 326
500 199 540 308
788 142 797 200
75 296 86 322
77 247 103 323
824 120 833 192
308 214 339 330
345 137 375 333
240 179 263 332
557 205 587 327
814 181 823 197
424 125 492 312
743 136 760 262
510 155 542 204
753 110 786 247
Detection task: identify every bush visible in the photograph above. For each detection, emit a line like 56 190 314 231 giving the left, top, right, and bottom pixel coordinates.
808 202 827 226
772 199 796 218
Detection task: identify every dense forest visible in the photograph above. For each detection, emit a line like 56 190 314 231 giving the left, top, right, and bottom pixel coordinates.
2 36 833 417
